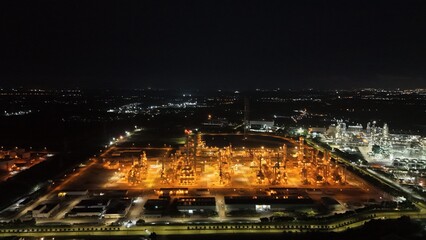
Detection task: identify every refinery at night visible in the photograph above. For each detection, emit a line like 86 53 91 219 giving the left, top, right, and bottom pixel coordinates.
1 0 426 239
0 87 425 239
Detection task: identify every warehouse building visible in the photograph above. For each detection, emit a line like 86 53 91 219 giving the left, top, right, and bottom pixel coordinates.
32 203 60 218
224 195 315 213
67 207 104 217
176 197 216 214
103 198 132 219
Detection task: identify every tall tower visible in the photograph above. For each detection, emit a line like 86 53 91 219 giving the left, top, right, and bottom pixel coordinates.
282 144 288 183
383 123 389 138
244 97 249 138
282 144 287 168
366 122 371 134
298 136 305 163
181 129 196 185
193 133 198 172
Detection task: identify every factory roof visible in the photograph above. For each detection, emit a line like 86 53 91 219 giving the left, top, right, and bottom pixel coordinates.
224 195 314 205
69 206 104 214
76 199 110 207
177 197 216 206
40 203 58 213
144 199 169 211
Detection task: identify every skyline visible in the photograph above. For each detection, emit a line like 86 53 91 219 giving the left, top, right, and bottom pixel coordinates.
1 86 425 92
1 0 426 89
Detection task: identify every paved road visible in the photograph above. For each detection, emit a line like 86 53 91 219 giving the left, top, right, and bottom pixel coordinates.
1 208 425 237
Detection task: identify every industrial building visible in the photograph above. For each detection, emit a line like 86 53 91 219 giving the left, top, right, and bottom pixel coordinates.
92 190 128 197
144 199 170 217
32 203 60 218
103 198 132 219
176 197 216 214
155 188 189 196
67 198 111 217
0 158 15 172
320 197 343 211
249 120 275 132
74 199 111 209
57 189 89 197
224 195 315 213
67 207 104 217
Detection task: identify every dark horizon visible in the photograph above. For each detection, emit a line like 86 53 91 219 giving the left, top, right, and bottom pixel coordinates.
0 86 424 92
1 0 426 90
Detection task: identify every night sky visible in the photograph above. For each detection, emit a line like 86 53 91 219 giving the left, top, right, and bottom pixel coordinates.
1 0 426 90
